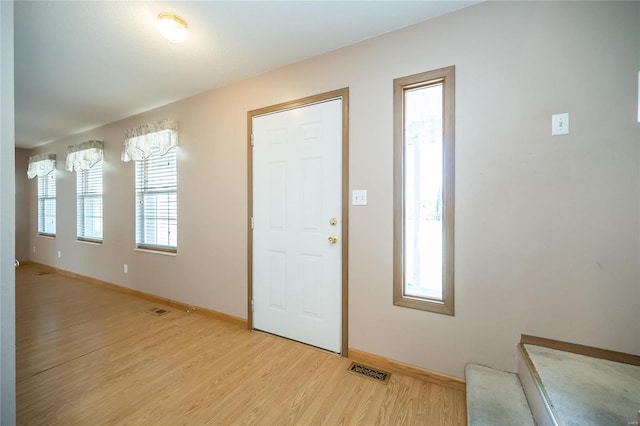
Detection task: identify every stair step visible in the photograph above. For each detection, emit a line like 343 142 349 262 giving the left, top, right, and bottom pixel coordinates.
520 343 640 426
466 363 535 426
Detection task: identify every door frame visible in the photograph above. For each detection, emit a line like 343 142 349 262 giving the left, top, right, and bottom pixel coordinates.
247 88 349 356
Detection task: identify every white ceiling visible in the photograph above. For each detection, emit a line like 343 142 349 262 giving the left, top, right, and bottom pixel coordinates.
14 1 477 149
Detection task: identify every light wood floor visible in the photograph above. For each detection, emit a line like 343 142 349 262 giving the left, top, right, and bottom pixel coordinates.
16 264 466 425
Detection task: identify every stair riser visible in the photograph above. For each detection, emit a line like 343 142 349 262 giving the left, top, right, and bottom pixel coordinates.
465 363 535 426
517 347 557 426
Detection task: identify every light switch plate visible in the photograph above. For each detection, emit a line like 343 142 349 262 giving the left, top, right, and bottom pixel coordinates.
552 113 569 136
352 190 367 206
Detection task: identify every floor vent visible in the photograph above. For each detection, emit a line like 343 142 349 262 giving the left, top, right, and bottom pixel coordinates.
347 362 391 384
36 271 50 276
145 307 170 316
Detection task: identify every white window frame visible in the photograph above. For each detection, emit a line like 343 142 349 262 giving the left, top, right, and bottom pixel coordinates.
135 148 177 253
76 160 103 242
37 171 56 236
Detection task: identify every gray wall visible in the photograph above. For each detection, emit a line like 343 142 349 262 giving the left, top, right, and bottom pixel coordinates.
1 1 16 423
19 1 640 379
15 148 29 263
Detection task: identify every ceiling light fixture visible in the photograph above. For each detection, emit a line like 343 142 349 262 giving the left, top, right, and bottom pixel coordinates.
157 13 189 43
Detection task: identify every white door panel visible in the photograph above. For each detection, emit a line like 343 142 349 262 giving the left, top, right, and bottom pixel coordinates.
253 99 342 353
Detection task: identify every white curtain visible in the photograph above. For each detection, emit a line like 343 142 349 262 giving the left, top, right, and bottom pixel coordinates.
66 140 103 172
121 119 178 162
27 153 56 179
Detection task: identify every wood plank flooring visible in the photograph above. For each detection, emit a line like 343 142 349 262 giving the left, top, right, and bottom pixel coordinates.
16 265 466 425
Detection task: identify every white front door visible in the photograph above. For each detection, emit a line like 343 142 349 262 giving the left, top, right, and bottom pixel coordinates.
252 98 342 353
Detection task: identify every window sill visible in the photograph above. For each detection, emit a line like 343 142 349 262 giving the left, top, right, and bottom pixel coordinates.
76 238 103 245
393 294 454 316
134 247 177 257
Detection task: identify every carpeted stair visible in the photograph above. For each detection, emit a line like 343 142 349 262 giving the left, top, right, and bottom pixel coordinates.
467 341 640 426
465 363 535 425
520 344 640 426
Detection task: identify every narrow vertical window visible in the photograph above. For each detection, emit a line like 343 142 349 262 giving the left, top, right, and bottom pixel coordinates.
77 160 103 242
66 140 104 242
123 119 179 253
135 148 177 252
28 154 57 236
37 171 57 236
394 66 455 315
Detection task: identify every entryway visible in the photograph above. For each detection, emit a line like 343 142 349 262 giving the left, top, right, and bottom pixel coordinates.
248 88 348 354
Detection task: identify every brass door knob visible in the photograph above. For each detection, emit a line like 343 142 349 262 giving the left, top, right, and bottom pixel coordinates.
328 235 338 244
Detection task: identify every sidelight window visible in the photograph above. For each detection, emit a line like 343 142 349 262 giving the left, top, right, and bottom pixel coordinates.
393 66 455 315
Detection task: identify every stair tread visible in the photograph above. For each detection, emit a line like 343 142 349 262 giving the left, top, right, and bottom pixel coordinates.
466 363 535 426
524 344 640 426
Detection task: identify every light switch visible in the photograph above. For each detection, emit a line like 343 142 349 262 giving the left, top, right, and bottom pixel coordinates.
352 190 367 206
552 113 569 136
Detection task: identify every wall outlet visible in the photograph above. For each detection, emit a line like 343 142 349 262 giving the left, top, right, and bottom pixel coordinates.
33 246 36 253
123 264 128 274
57 251 61 259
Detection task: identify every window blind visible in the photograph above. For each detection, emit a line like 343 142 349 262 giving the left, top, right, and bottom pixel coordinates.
37 171 56 235
77 160 103 242
135 148 177 252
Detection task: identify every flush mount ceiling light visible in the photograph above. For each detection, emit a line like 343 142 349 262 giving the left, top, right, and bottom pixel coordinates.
157 13 189 43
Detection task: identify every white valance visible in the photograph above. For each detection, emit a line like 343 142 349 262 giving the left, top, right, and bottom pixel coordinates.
27 153 56 179
121 119 178 162
66 140 103 172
